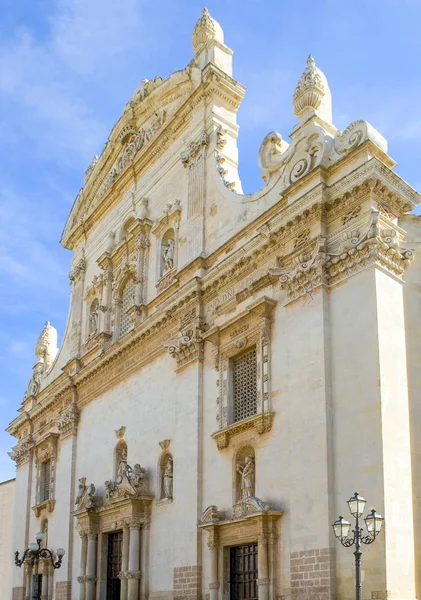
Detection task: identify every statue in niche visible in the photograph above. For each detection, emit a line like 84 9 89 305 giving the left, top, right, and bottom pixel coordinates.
162 456 173 499
236 456 255 499
162 238 175 272
89 301 98 336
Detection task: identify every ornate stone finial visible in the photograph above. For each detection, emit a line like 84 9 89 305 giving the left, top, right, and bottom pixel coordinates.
159 439 171 451
35 321 58 371
293 54 332 124
192 8 224 53
115 426 126 439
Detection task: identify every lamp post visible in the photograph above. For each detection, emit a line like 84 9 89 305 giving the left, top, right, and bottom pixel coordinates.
15 531 65 600
332 492 384 600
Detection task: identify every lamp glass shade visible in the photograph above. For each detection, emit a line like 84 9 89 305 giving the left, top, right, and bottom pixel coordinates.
332 516 351 539
35 531 44 542
29 543 38 552
347 492 366 517
56 548 65 558
365 509 384 535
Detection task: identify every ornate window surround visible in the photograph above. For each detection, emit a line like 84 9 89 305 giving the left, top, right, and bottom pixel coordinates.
203 295 276 450
32 432 59 517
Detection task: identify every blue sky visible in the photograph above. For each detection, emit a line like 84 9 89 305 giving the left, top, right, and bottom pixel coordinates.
1 0 421 481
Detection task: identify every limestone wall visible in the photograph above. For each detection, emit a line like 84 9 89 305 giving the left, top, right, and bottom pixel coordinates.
0 478 16 600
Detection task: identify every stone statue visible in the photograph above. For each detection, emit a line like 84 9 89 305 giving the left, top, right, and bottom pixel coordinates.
162 239 175 272
89 303 98 335
163 457 173 499
75 477 87 506
75 477 96 510
117 447 129 477
131 463 146 490
236 456 255 499
105 480 116 501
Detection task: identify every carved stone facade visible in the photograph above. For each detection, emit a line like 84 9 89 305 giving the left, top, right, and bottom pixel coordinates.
4 9 421 600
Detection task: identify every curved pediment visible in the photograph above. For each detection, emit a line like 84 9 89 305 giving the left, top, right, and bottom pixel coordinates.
62 66 202 250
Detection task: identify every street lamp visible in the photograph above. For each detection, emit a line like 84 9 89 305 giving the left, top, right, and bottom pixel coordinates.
332 493 384 600
15 532 65 600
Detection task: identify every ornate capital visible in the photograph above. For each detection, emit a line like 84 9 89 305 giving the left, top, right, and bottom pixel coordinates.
8 436 35 466
181 132 209 168
84 575 97 582
57 403 79 437
125 569 142 580
165 328 204 371
69 257 86 283
209 582 220 590
77 576 86 584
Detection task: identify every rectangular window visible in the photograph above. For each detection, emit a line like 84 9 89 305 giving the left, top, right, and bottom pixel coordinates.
232 347 257 423
40 460 51 503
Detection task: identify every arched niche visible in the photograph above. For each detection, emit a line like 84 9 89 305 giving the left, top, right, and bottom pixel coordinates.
114 439 128 479
88 298 99 337
234 445 255 502
120 216 136 242
158 451 173 501
160 228 176 278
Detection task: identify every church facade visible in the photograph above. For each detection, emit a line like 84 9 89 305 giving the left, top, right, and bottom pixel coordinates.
6 9 421 600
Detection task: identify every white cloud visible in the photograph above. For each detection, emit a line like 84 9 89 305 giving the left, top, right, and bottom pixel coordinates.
0 0 151 164
51 0 144 75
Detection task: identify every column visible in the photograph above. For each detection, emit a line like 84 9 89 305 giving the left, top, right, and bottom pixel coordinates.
85 531 98 600
268 533 277 600
78 532 88 600
127 522 141 600
25 563 33 600
140 520 150 600
41 562 49 600
47 566 54 600
208 541 219 600
257 534 269 600
120 524 130 600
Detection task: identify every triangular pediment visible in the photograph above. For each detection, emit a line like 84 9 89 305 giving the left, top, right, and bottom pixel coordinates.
61 66 202 249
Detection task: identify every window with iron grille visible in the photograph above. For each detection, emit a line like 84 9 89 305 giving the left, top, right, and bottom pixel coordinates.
232 347 257 423
40 460 51 503
119 279 135 338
